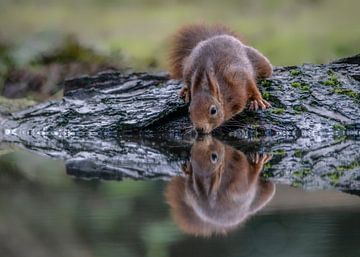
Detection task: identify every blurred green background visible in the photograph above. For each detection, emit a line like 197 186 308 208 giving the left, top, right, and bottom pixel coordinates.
0 0 359 69
0 0 359 102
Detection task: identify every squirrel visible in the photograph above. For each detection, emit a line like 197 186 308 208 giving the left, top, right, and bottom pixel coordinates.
169 24 273 133
165 136 275 236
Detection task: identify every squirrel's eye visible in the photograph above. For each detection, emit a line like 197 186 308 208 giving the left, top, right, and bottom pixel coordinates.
210 152 218 163
209 105 217 116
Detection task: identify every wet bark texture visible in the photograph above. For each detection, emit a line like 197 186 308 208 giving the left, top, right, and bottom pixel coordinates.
0 55 359 194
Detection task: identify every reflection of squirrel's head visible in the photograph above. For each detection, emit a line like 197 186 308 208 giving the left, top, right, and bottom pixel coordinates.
165 137 275 237
189 70 225 133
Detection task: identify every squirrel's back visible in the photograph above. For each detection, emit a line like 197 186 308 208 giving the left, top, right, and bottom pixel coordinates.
169 24 239 79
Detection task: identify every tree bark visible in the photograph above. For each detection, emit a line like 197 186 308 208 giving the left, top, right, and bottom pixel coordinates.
0 55 359 194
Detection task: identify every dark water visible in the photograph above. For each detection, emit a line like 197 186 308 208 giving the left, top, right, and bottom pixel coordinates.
0 148 359 257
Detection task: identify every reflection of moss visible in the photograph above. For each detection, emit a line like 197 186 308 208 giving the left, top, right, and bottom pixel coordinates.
293 104 307 114
262 169 271 178
335 160 360 171
272 149 286 156
294 149 303 158
334 135 347 142
326 171 342 184
292 168 308 187
291 82 310 92
262 161 274 178
332 123 346 131
290 69 301 76
271 107 285 115
293 168 311 178
264 162 272 170
292 181 301 187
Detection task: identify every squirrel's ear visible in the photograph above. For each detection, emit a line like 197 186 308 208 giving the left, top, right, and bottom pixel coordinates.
206 70 220 98
190 69 202 92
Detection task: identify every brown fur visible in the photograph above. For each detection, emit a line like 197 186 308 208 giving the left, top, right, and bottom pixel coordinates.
169 24 239 79
168 24 273 133
165 137 275 237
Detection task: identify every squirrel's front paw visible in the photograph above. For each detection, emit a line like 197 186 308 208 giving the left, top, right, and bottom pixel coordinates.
249 153 272 171
179 86 190 103
249 153 271 164
249 97 271 111
258 153 272 165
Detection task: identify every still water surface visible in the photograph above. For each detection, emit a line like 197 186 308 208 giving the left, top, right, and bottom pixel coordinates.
0 148 359 257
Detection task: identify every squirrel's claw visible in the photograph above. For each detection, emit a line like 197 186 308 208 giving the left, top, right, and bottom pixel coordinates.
249 100 259 111
249 98 271 111
262 99 272 109
249 153 272 165
249 153 272 174
259 153 272 164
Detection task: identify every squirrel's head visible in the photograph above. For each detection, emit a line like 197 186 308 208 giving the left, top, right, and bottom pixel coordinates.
165 137 275 237
189 135 226 185
189 70 224 134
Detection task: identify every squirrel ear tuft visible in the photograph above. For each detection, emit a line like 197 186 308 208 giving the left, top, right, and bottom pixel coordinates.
206 70 220 98
190 69 202 91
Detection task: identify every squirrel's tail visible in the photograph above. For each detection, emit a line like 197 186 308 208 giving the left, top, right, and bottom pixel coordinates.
169 24 237 79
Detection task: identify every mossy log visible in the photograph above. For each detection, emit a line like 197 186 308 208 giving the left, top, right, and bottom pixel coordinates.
0 55 359 194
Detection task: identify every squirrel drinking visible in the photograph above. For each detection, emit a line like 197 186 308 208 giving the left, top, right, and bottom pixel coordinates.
169 24 273 133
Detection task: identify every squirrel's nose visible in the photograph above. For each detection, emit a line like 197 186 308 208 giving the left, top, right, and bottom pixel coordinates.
196 126 212 134
196 127 206 134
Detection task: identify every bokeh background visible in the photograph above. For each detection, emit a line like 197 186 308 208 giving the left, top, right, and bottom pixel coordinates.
0 0 359 101
1 0 359 68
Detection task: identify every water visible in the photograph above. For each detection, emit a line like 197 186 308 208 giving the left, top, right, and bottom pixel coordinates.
0 146 359 257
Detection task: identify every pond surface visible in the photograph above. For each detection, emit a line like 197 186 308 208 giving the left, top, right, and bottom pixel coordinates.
0 141 359 257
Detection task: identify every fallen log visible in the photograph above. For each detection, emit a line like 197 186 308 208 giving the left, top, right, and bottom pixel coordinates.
0 55 359 194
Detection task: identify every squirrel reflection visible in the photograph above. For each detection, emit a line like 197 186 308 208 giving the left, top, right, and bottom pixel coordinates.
165 136 275 237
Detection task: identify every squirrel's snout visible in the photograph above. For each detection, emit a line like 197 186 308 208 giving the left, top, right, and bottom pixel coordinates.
195 125 212 134
195 127 206 134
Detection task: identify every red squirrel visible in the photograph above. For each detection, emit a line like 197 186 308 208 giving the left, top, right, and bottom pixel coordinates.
165 136 275 236
169 24 272 133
